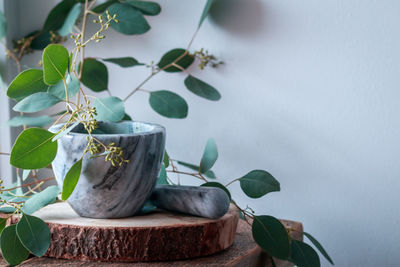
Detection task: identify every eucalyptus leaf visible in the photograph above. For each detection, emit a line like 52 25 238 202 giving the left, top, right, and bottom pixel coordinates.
43 0 75 31
239 170 280 198
13 92 61 113
108 3 150 35
0 11 6 39
21 186 60 215
303 232 334 265
92 0 118 13
200 139 218 173
16 214 51 257
59 3 81 36
94 96 125 122
122 113 132 121
201 182 231 199
10 128 57 169
184 75 221 101
157 48 194 72
0 225 30 266
80 58 108 92
252 215 290 260
176 160 216 178
43 44 69 85
52 121 80 141
7 69 48 101
6 115 54 127
0 218 6 234
149 90 188 118
0 207 16 213
291 240 321 267
62 158 82 200
29 31 52 50
48 74 80 100
198 0 215 28
157 163 168 184
163 150 169 168
103 57 143 67
124 0 161 15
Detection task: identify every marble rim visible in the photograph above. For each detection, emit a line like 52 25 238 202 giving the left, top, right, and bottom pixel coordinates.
48 121 165 137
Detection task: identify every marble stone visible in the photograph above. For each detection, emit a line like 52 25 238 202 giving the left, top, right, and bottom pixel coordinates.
49 121 166 219
150 185 231 219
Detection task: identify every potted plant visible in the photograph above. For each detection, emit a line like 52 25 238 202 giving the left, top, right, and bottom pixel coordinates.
0 0 334 266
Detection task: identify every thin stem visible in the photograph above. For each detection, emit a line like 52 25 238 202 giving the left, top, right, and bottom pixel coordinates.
1 177 55 192
79 0 90 79
225 178 239 187
123 72 157 102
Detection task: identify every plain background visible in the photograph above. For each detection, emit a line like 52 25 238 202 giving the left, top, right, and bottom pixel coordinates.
1 0 400 266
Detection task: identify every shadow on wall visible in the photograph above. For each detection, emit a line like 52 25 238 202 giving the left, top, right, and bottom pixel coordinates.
208 0 265 36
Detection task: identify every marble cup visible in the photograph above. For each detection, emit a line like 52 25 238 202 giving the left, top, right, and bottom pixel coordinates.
49 121 166 219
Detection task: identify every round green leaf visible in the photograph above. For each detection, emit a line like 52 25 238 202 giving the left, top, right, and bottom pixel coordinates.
291 240 321 267
149 90 188 118
200 138 218 173
239 170 280 198
21 186 60 214
80 58 108 92
6 115 54 127
7 69 48 101
184 75 221 101
62 158 82 200
43 44 69 85
303 232 334 265
201 182 231 199
93 96 125 122
16 214 51 257
13 92 62 113
198 0 215 28
10 128 57 169
252 215 290 260
43 0 76 32
157 163 168 184
157 48 195 72
48 74 80 99
0 11 7 39
58 3 82 37
108 3 150 35
124 0 161 15
103 57 143 67
0 225 30 266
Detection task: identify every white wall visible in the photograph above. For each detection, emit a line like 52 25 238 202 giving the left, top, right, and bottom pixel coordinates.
3 0 400 266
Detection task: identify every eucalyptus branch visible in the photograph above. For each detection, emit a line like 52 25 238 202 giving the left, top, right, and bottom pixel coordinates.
0 177 55 192
78 0 90 79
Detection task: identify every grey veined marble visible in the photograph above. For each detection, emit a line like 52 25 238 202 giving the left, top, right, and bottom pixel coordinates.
150 185 230 219
49 121 166 219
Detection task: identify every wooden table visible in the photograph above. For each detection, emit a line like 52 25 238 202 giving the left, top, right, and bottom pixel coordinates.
0 219 302 267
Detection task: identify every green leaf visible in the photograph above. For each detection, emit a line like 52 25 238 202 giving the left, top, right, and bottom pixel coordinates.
291 240 321 267
62 158 82 200
157 163 168 184
92 0 118 13
108 3 150 35
184 75 221 101
48 74 80 99
52 121 80 142
252 215 290 260
163 150 169 168
157 48 195 72
0 11 7 39
0 207 16 213
176 160 216 178
303 232 334 265
103 57 143 67
93 96 125 122
149 90 188 118
122 113 132 121
0 225 30 266
59 3 81 36
80 58 108 92
124 0 161 15
239 170 280 198
7 69 48 101
16 214 51 257
200 139 218 173
10 128 57 169
201 182 231 199
29 30 52 50
198 0 215 28
13 92 61 113
43 0 76 32
0 218 6 234
6 115 54 127
21 186 60 214
43 44 69 85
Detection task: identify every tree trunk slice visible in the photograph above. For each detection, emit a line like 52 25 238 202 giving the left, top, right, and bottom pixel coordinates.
32 202 239 262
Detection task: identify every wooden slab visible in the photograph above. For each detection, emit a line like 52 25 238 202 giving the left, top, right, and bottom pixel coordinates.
32 202 239 262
